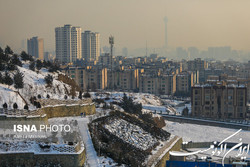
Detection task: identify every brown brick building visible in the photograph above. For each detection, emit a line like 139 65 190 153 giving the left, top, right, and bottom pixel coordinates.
191 81 248 120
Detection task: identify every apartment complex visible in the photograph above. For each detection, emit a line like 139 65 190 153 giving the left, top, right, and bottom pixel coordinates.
139 74 176 95
99 53 112 66
191 82 248 119
187 58 208 71
27 36 44 60
62 58 195 96
82 31 100 62
176 71 196 95
55 24 82 64
62 56 249 107
63 66 107 91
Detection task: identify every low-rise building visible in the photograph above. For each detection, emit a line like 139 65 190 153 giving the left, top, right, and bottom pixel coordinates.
191 81 248 120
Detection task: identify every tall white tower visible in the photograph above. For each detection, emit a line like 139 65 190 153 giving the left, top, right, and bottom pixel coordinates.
55 24 82 63
82 31 100 62
163 16 168 49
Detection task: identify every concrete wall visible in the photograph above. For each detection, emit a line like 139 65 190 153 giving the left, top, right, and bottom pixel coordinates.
155 137 183 167
0 103 96 129
40 103 96 118
0 115 48 129
0 148 86 167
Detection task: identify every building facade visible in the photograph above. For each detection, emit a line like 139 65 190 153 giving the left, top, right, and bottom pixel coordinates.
55 24 82 64
27 36 44 60
139 74 176 95
82 31 100 62
63 66 107 91
191 82 248 119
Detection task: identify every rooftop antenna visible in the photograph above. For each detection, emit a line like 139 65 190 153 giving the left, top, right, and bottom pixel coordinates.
146 41 148 57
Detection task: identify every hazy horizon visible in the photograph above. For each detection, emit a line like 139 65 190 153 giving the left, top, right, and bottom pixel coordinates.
1 0 250 54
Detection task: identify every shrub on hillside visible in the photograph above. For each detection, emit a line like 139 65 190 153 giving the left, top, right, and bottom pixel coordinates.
44 74 53 86
83 92 91 98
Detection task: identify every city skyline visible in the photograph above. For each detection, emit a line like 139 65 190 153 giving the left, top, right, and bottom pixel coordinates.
1 0 250 54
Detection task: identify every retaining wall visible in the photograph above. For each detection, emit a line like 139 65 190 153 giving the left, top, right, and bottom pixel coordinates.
153 136 183 167
0 115 48 129
0 148 86 167
40 103 96 118
0 103 96 129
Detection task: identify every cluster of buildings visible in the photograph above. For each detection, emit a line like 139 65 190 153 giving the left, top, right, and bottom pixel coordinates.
62 54 250 120
175 46 250 61
62 55 201 96
27 37 54 61
191 61 250 120
26 24 250 120
191 81 248 120
27 36 44 60
55 25 100 64
27 24 100 63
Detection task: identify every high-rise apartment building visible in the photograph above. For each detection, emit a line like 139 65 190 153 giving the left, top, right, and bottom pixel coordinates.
27 37 44 60
55 24 82 64
82 31 100 62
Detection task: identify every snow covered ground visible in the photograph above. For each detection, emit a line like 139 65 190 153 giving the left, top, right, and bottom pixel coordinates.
174 103 191 115
104 118 158 151
142 109 162 118
91 91 162 106
92 91 170 115
50 116 123 167
0 62 74 110
164 120 250 143
0 140 84 154
91 92 193 116
0 118 83 154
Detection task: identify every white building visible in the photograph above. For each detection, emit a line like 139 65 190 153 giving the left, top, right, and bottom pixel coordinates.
27 36 44 60
55 24 82 64
82 31 100 62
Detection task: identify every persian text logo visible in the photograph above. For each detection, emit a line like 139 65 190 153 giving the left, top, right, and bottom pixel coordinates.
169 129 249 166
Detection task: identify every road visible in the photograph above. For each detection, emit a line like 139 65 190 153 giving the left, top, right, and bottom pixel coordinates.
77 117 99 167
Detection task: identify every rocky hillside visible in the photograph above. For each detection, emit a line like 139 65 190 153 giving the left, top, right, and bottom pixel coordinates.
0 47 80 110
89 111 171 166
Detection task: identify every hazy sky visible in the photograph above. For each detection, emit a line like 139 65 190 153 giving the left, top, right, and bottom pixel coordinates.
1 0 250 53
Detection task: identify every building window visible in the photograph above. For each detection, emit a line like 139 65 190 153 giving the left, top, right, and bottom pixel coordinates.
205 95 210 100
